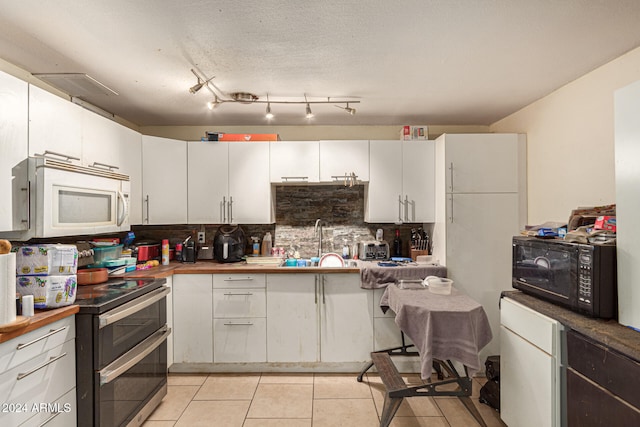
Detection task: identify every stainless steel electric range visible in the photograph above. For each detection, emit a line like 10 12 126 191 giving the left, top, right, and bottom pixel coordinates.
74 277 170 426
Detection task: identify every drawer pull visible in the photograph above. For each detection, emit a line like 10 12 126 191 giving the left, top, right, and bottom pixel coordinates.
223 277 254 282
38 410 62 426
16 326 68 350
17 353 67 380
223 292 254 296
223 321 254 326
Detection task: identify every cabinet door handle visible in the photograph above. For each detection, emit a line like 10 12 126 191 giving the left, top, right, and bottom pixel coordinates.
35 150 80 163
223 292 254 296
223 277 254 282
314 275 318 304
449 195 454 223
223 321 254 326
281 176 309 182
144 195 150 224
17 326 68 350
404 195 410 222
17 353 67 380
449 162 454 192
89 161 119 171
221 197 226 223
228 196 234 223
322 275 326 304
398 195 403 222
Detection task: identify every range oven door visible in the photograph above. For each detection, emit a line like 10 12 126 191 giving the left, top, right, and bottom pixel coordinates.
96 325 170 426
96 286 170 369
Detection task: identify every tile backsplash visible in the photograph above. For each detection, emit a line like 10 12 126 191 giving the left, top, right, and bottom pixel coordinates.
132 185 427 259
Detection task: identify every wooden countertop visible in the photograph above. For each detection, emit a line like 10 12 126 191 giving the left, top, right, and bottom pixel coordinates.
502 290 640 363
124 260 360 278
0 305 79 345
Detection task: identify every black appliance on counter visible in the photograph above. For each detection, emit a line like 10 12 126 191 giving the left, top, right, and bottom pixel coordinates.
512 236 617 319
213 224 246 263
75 277 170 426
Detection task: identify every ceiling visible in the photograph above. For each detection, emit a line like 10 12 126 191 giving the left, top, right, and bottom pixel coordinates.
2 1 640 127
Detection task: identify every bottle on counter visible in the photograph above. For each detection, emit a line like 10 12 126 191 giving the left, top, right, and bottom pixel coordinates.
342 239 350 259
251 237 260 255
261 232 272 256
393 229 402 257
161 239 170 265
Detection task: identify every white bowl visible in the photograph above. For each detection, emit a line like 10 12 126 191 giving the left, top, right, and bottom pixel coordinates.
423 276 453 295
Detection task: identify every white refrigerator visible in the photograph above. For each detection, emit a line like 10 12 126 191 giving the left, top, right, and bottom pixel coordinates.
432 133 527 361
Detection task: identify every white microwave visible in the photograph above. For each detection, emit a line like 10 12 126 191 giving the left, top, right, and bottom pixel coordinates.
5 157 130 240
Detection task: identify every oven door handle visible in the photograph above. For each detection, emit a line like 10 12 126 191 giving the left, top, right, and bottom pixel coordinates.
98 286 170 329
99 325 170 386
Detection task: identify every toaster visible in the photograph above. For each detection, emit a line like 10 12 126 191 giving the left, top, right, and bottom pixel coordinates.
359 241 390 260
134 242 161 262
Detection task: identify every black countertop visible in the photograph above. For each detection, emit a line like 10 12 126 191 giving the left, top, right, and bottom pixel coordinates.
502 290 640 363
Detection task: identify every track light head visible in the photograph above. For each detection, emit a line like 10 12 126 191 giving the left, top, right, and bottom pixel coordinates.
265 103 274 119
335 103 356 115
305 103 314 119
207 97 221 110
189 80 205 94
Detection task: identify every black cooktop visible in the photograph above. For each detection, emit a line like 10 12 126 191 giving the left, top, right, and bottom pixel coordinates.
75 277 166 314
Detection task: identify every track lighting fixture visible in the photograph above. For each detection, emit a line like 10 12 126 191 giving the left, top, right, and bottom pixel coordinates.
189 69 215 94
188 68 360 120
335 102 356 115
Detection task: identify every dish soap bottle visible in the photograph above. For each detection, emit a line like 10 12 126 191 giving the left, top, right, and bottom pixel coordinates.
261 232 272 256
342 239 350 259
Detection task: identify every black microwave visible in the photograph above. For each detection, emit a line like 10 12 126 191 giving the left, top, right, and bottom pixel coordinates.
512 236 617 319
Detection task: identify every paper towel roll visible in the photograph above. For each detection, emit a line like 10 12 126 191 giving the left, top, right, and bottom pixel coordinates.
0 253 17 325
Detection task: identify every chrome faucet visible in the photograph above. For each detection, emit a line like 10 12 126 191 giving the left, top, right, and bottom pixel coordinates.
314 219 323 257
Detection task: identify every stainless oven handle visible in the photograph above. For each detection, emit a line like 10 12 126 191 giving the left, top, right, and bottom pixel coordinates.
17 326 68 350
98 286 170 329
17 353 67 380
38 410 61 426
100 325 170 386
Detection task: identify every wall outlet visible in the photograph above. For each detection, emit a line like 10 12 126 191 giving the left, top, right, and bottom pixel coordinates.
197 232 205 243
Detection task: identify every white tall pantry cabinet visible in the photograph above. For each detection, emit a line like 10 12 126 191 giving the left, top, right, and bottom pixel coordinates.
615 80 640 330
432 133 527 360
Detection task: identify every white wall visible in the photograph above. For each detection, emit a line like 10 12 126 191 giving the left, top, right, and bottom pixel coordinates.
491 46 640 225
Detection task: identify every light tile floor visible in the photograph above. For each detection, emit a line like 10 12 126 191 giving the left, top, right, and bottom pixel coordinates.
144 372 506 427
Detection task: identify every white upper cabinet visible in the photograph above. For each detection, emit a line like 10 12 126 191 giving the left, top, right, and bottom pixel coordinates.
228 142 273 224
187 141 230 224
82 111 143 224
187 141 273 224
366 140 435 223
319 140 369 182
28 85 83 161
443 133 523 193
0 71 29 232
366 140 403 223
402 140 435 222
141 135 187 224
270 141 319 183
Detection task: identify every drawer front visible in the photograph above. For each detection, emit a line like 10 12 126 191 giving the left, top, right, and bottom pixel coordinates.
567 330 640 410
213 274 266 289
501 297 556 354
0 317 75 374
213 318 266 363
213 288 266 318
20 387 76 427
0 339 76 426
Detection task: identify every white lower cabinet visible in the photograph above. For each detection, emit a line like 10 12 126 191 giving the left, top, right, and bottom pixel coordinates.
266 273 373 364
0 316 76 427
213 274 266 363
172 274 213 364
500 297 564 427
